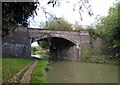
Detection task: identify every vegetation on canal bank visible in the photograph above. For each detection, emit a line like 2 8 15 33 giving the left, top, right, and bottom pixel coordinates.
81 45 119 65
82 55 118 65
81 3 119 65
30 60 47 84
2 57 33 83
87 3 120 64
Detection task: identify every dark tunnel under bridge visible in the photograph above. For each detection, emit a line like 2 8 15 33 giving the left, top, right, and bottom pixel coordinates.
33 37 80 61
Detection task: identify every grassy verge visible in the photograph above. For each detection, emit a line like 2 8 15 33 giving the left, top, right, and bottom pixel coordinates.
15 63 32 83
2 57 33 83
30 60 47 84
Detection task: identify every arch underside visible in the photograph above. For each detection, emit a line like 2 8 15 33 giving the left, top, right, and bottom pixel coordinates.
32 35 77 45
31 36 79 61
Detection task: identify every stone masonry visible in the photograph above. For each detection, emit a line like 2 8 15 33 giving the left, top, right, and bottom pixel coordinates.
2 27 90 61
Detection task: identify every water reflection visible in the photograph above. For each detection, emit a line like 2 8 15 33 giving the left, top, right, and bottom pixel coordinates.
47 60 118 83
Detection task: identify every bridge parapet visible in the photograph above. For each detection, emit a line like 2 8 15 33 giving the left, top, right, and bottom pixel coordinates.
28 28 80 37
28 28 90 46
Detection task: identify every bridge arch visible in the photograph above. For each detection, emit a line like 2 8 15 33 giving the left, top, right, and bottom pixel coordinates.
28 28 82 61
31 36 76 45
28 28 80 45
31 36 79 61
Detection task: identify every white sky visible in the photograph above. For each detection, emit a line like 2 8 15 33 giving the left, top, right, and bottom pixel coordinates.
28 0 116 28
31 42 39 46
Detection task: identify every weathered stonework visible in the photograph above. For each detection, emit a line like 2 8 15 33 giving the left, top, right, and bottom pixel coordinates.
2 27 31 58
2 27 90 61
2 43 25 57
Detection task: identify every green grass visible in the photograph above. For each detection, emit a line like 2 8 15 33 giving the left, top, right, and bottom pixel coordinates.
15 64 32 83
2 57 33 83
30 60 47 84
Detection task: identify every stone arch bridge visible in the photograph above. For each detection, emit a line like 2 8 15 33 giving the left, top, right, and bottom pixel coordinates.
2 27 90 61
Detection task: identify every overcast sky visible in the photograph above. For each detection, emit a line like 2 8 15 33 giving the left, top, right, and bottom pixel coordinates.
28 0 116 28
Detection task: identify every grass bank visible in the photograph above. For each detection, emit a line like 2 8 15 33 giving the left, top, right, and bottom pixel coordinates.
30 60 47 84
2 57 33 83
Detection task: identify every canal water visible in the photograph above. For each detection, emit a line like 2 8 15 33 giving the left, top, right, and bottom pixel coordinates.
47 60 118 83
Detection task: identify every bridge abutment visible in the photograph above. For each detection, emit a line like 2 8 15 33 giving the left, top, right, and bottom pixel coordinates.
2 27 31 58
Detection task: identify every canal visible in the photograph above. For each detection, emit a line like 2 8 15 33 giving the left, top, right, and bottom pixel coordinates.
47 60 118 83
